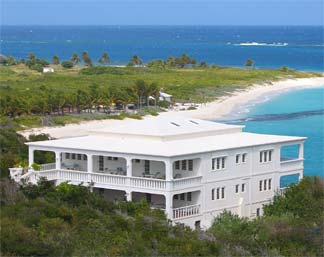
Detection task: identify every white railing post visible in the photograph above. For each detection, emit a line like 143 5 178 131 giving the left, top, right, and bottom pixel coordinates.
87 154 93 183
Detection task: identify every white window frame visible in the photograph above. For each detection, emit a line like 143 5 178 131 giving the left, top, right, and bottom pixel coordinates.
259 149 274 164
212 156 227 171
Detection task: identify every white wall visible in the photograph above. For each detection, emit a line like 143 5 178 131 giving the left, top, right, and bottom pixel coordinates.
132 160 165 177
92 156 126 173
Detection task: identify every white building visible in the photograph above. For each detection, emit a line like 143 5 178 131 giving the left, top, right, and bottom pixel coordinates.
10 116 305 229
43 67 54 73
159 91 173 102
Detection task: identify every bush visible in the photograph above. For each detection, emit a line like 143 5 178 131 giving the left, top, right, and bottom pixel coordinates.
61 61 74 69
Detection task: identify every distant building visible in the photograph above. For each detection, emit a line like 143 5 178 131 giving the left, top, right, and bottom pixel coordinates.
10 115 305 229
159 90 172 102
43 67 54 73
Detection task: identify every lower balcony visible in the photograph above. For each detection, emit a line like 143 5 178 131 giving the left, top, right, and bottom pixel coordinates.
172 204 201 220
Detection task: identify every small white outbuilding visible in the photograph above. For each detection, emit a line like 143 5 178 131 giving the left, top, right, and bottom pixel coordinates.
43 67 54 73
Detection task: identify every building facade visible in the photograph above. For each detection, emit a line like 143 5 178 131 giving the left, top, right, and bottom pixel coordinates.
10 115 305 229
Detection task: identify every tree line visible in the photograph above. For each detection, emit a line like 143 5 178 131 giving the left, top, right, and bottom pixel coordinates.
0 174 323 256
0 79 161 117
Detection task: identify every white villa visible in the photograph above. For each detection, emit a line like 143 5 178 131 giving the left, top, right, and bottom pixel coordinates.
10 116 305 229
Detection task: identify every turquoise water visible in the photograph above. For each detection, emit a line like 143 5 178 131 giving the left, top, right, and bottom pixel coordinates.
218 87 324 179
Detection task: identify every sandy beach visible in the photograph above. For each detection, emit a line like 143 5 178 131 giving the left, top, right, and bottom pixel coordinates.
21 76 324 139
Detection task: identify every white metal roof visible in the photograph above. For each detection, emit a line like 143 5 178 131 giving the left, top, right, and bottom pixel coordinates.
27 116 305 157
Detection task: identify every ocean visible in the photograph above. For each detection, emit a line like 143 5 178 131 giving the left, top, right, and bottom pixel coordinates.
218 87 324 184
1 26 323 180
1 26 323 71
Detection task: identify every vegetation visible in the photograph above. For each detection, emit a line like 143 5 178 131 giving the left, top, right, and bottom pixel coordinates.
0 176 322 256
245 59 254 67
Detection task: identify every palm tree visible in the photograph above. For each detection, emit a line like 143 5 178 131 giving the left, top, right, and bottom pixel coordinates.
131 55 142 66
244 59 254 68
52 55 60 65
98 52 110 65
29 53 36 62
70 52 80 65
82 51 92 67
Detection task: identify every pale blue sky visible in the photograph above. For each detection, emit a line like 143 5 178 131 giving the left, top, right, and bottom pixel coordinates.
1 0 323 26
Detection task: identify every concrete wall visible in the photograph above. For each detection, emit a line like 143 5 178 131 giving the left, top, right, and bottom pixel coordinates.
132 159 165 178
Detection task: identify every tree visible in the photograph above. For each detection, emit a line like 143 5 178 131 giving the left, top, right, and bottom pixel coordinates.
61 61 74 69
52 55 60 65
29 53 36 62
244 59 254 67
82 51 92 67
131 55 143 66
70 53 80 65
281 66 288 72
199 60 208 68
7 56 16 66
98 52 110 65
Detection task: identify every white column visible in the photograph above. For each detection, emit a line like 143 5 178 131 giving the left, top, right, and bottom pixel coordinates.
298 143 304 159
55 151 61 169
126 158 132 177
87 154 93 173
28 147 35 167
165 193 173 220
125 191 132 201
164 160 172 181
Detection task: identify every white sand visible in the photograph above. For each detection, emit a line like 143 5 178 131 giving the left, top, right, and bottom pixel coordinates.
20 76 324 139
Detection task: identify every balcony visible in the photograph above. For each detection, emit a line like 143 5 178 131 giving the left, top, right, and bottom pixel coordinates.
172 204 201 220
280 158 303 172
18 168 202 191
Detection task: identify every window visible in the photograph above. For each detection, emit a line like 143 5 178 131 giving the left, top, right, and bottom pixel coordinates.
99 156 104 171
107 156 112 160
264 179 267 191
83 155 87 160
212 189 215 200
98 188 104 195
242 153 247 163
241 183 245 192
216 188 220 199
71 153 76 160
181 160 187 170
144 160 150 174
174 194 179 200
113 157 118 161
187 192 192 201
135 159 140 163
77 154 82 160
212 157 226 171
188 160 193 171
235 184 239 193
65 153 70 159
221 187 225 199
268 179 272 190
260 150 273 163
180 193 185 201
259 180 263 191
236 154 240 164
256 208 260 217
175 161 180 170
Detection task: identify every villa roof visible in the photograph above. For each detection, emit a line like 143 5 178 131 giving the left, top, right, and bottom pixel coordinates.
27 115 306 157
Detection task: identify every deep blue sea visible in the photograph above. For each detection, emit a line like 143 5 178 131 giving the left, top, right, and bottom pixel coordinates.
1 26 323 71
1 26 323 181
218 87 324 183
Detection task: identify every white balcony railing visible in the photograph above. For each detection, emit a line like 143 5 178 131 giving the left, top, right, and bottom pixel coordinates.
280 159 303 171
172 176 202 189
25 169 202 191
172 204 201 220
40 163 56 171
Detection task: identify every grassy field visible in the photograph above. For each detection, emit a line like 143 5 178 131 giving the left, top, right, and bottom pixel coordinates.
0 64 321 128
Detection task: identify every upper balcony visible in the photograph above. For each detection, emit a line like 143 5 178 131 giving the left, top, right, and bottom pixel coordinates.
12 150 202 192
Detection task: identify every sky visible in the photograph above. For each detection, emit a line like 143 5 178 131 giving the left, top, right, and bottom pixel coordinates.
1 0 323 26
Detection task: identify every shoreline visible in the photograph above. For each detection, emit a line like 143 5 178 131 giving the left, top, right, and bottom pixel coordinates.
20 76 324 139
